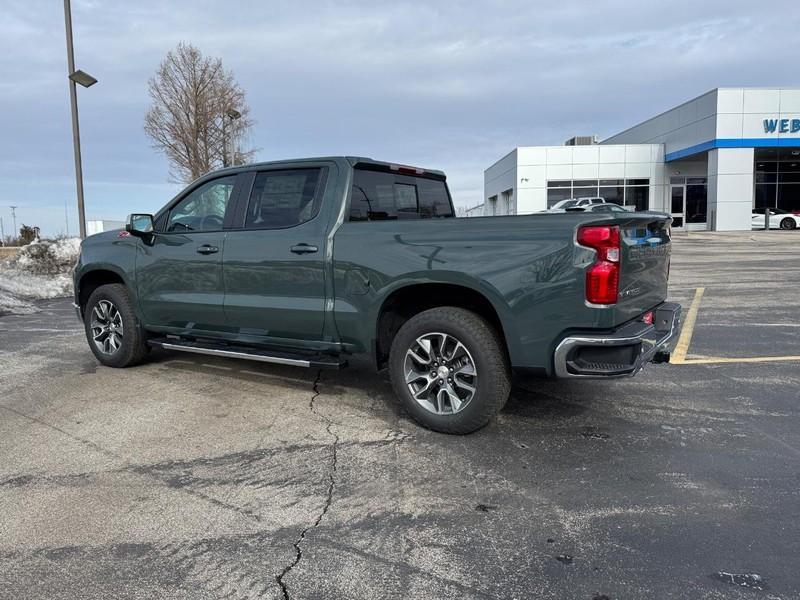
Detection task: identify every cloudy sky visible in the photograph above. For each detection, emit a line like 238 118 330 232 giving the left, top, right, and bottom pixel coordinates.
2 0 799 235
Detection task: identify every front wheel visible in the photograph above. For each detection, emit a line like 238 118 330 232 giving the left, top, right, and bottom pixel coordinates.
84 283 148 368
388 307 511 434
780 218 797 230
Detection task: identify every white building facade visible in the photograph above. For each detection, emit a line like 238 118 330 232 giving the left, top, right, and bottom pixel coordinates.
86 220 125 235
484 87 800 230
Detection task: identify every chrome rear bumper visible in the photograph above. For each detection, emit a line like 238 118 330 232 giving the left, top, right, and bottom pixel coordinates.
553 302 681 378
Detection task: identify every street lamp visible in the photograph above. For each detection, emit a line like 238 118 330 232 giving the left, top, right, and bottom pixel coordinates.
68 69 97 88
63 0 97 239
223 108 242 167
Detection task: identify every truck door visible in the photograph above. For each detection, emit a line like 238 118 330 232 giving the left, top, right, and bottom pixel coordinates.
136 174 241 332
222 166 331 345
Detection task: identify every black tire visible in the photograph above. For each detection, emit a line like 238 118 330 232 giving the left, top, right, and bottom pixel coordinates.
780 218 796 230
388 307 511 434
84 283 148 368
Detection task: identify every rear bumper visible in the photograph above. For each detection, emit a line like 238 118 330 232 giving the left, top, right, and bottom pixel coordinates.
553 302 681 378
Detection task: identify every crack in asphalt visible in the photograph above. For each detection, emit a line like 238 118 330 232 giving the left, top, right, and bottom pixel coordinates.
276 370 339 600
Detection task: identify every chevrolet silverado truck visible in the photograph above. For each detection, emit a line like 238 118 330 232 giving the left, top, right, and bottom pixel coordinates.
73 157 680 434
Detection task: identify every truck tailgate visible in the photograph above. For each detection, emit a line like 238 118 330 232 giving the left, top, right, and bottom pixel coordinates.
615 214 671 323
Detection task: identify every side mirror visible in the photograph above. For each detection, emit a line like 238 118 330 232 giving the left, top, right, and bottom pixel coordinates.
125 214 154 237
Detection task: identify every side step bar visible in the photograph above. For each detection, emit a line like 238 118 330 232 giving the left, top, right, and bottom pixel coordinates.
147 338 346 370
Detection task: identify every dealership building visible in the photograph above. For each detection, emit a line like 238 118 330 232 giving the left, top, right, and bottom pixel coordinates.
484 87 800 230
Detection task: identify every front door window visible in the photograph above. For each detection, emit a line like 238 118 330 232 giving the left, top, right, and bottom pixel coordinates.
166 176 237 233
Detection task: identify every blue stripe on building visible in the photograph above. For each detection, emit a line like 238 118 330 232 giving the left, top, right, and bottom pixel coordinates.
666 138 800 161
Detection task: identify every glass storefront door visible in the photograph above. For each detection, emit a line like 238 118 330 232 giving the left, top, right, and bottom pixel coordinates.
670 184 685 228
670 177 708 230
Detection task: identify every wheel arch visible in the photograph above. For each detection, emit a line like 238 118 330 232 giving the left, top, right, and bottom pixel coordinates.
76 267 129 318
373 281 514 369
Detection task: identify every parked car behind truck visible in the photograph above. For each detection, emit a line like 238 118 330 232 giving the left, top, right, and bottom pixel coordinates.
74 157 681 434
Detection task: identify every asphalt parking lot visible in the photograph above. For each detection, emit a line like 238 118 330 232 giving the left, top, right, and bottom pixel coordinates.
1 231 798 600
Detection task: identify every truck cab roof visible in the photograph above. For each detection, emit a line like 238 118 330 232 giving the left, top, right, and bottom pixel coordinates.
199 156 446 181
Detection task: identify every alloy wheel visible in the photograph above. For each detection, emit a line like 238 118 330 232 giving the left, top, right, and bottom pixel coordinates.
403 332 477 415
90 299 124 355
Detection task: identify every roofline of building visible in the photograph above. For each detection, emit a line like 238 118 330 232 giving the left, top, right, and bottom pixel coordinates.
603 86 800 144
483 147 518 174
602 88 719 143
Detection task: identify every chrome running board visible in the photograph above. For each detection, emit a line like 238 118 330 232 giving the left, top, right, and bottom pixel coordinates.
147 338 346 369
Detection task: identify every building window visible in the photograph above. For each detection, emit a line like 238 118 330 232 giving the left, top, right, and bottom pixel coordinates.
546 182 572 207
754 147 800 212
546 179 649 210
625 186 649 211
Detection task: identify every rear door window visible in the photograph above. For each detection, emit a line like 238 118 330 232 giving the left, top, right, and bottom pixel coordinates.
349 168 453 221
244 168 324 229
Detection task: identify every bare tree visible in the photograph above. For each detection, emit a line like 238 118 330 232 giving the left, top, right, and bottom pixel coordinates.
144 42 256 183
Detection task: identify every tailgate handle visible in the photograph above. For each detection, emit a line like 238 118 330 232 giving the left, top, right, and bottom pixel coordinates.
196 244 219 255
290 243 318 254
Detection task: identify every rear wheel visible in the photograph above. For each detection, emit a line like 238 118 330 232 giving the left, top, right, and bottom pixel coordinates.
780 217 796 230
84 283 148 368
388 307 510 434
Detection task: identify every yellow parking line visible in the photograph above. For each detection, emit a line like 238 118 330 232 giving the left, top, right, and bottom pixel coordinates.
680 355 800 365
671 287 704 364
669 286 800 366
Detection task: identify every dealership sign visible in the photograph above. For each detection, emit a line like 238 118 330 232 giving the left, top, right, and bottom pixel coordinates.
763 118 800 133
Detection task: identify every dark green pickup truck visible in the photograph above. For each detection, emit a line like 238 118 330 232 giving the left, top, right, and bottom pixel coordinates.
74 157 680 433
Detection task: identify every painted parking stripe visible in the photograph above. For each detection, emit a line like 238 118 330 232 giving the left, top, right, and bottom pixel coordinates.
670 286 800 365
671 287 704 364
679 355 800 365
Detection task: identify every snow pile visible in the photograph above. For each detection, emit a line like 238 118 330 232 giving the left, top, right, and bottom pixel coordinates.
0 238 81 316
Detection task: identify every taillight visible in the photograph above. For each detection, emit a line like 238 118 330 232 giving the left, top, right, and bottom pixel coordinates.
577 225 620 305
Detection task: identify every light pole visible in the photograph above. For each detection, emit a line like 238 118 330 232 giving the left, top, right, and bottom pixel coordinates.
9 206 17 241
63 0 97 239
223 108 242 167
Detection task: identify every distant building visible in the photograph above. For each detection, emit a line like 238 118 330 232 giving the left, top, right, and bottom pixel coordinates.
485 87 800 230
462 203 484 217
87 220 125 236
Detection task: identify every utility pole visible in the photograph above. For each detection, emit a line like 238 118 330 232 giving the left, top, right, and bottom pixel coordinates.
63 0 97 239
0 217 5 246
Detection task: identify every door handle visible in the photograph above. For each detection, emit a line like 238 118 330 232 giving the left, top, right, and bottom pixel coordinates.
196 244 219 255
290 243 318 254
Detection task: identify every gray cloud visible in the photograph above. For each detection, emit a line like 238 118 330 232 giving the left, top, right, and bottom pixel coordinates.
1 0 798 234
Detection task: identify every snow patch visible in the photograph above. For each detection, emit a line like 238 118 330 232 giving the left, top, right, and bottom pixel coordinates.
0 238 80 316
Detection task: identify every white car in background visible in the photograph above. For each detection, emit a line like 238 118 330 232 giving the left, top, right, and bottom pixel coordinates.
545 198 632 213
549 197 609 211
751 208 800 230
